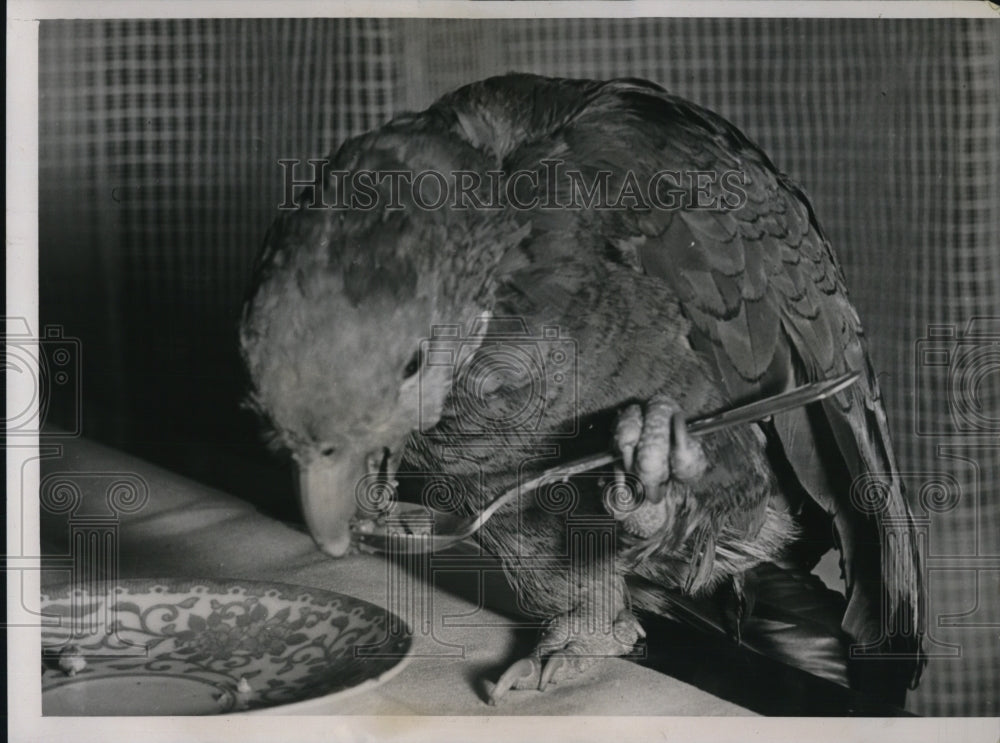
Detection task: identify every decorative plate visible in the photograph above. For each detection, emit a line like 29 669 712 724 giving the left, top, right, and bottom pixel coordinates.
41 578 412 715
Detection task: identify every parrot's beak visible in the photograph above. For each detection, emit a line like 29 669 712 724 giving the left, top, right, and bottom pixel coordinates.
295 451 367 558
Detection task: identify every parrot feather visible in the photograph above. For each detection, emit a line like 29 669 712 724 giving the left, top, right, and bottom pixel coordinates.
241 73 925 704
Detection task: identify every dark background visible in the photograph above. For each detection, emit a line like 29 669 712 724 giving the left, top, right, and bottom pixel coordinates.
37 18 999 714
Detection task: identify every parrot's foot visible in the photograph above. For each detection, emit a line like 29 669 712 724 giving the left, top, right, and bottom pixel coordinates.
608 395 708 538
487 609 644 704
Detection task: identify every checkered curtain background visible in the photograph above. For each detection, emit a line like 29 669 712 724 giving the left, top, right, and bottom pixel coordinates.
38 18 999 715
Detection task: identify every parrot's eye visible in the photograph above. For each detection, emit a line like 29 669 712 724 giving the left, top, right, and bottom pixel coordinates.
402 349 423 380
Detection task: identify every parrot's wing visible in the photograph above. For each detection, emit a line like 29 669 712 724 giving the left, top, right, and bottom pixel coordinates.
580 82 925 689
435 73 923 692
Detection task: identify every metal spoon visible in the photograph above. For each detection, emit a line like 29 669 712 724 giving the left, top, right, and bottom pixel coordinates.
352 371 859 554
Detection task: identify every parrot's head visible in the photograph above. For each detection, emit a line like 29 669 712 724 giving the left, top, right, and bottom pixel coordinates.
240 145 527 556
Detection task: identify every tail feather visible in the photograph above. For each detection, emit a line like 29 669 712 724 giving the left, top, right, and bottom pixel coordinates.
629 561 852 689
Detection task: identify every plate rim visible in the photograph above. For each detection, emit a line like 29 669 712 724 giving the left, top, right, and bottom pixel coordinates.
40 575 415 715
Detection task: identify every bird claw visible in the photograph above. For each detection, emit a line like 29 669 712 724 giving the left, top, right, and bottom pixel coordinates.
538 654 564 691
621 395 707 494
610 396 708 537
669 411 708 481
489 652 588 703
488 657 541 705
488 611 643 704
539 651 588 690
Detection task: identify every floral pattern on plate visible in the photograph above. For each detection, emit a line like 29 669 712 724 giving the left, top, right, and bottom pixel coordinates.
41 578 412 715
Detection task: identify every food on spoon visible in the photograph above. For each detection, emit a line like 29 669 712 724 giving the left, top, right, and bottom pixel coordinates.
351 505 435 539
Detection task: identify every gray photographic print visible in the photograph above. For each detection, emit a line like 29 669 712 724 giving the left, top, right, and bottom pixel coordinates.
7 2 999 742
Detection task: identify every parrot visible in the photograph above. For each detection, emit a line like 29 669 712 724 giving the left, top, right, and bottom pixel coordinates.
239 73 925 709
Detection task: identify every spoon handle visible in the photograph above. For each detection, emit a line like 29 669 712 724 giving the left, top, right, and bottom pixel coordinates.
481 370 860 518
687 370 859 436
355 371 862 552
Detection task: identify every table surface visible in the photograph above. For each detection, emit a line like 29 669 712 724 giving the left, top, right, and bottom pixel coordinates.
38 435 755 716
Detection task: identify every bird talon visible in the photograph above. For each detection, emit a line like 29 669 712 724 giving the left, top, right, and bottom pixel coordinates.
615 404 643 471
670 413 707 481
611 398 710 540
489 656 541 704
539 653 568 691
